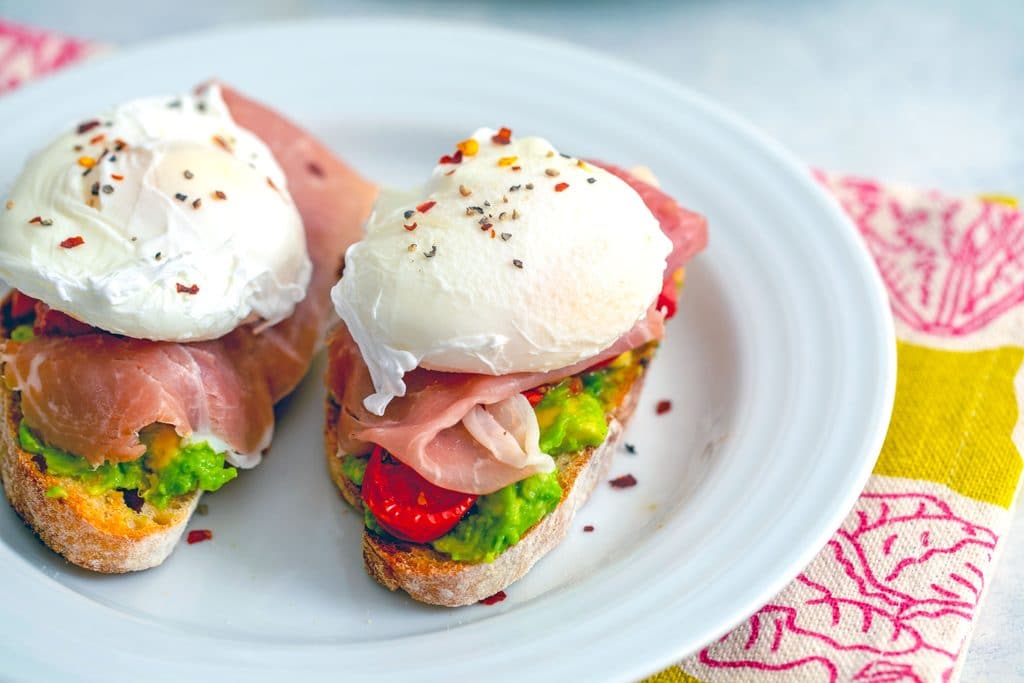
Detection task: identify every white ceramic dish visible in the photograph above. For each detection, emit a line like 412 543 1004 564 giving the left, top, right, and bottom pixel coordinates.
0 19 895 682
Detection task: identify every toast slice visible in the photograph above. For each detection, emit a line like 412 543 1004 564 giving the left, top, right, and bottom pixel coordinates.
0 295 200 573
0 387 200 573
326 362 648 607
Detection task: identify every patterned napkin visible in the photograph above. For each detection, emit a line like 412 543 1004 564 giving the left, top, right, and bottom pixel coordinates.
650 178 1023 683
3 18 1020 683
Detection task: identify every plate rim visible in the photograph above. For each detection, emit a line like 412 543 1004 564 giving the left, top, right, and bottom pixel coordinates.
0 16 897 682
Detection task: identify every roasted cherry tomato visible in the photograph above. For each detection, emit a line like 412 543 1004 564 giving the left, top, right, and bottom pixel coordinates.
361 445 478 543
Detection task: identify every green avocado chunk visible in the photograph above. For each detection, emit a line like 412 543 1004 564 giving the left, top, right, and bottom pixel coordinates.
10 324 34 341
341 453 367 486
535 382 609 456
431 471 563 563
142 441 238 508
19 421 236 508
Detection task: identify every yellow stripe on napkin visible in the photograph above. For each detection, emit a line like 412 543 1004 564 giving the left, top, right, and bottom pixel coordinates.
873 342 1023 509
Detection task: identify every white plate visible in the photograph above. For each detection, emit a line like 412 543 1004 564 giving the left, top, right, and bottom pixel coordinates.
0 19 895 683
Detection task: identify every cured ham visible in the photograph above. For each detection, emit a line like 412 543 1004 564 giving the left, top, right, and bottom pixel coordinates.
328 307 663 494
327 166 705 494
2 85 376 466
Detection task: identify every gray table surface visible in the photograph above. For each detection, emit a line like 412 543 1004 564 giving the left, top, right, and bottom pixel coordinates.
5 1 1023 680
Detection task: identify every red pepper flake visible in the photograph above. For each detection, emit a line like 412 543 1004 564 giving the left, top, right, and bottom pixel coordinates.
113 138 127 151
554 182 569 192
609 474 637 489
176 283 200 295
307 161 324 177
583 525 595 533
60 236 85 249
444 169 457 176
439 150 463 165
266 176 279 191
523 388 545 406
511 166 522 172
655 399 672 415
213 190 227 200
491 127 512 145
404 222 418 231
490 229 496 239
187 529 213 544
111 173 124 181
479 590 507 605
88 133 106 145
76 120 101 134
28 216 42 224
212 135 232 152
416 200 437 214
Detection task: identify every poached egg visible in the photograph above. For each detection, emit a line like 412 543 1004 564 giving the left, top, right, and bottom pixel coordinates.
0 84 310 342
333 128 671 415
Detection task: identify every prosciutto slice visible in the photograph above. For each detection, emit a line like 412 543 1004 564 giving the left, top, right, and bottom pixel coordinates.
328 165 705 494
2 85 376 466
328 307 663 494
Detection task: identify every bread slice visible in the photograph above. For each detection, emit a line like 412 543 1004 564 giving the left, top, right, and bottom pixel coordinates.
326 368 647 607
0 293 201 573
0 387 200 573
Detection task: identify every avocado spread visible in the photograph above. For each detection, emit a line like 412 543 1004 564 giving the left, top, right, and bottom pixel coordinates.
431 471 563 562
19 421 237 509
341 453 367 486
10 324 34 341
348 344 654 563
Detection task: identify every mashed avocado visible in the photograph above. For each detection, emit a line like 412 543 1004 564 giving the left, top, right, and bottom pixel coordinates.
535 383 609 456
19 421 236 509
341 454 367 486
431 471 563 563
10 324 34 341
142 441 238 508
45 485 67 499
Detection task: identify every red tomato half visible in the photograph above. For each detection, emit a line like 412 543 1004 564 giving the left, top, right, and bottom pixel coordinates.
361 445 478 543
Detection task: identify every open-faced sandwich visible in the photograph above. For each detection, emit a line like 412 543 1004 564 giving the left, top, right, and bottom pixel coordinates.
326 128 706 605
0 84 375 572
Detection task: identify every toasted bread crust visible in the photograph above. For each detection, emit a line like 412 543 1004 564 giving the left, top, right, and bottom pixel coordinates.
0 386 199 573
326 371 647 606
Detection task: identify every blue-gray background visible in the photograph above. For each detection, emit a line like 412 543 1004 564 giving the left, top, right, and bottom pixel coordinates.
5 0 1023 679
